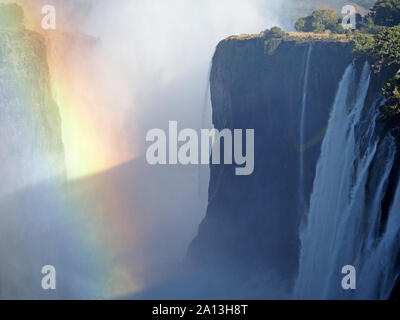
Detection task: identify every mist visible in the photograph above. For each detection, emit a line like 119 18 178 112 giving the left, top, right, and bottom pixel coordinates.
0 0 295 299
75 0 286 153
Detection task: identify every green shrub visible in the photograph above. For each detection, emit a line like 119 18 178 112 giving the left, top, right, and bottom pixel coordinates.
262 26 287 39
352 25 400 124
352 32 376 58
295 16 311 32
352 26 400 68
372 25 400 67
380 75 400 120
370 0 400 27
295 9 345 34
357 15 385 33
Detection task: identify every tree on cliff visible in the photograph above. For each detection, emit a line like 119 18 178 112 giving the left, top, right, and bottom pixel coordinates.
353 24 400 123
373 25 400 66
370 26 400 122
371 0 400 27
0 4 25 30
295 9 345 34
355 25 400 66
262 26 286 39
352 7 400 125
380 74 400 120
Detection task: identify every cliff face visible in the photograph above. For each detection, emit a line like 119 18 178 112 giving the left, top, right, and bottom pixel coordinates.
188 33 400 299
189 36 354 280
0 29 65 196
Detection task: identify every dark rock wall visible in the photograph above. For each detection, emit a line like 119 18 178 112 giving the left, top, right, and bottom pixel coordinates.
189 37 354 280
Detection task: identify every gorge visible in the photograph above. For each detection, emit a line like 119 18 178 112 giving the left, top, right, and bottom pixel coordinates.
1 2 400 300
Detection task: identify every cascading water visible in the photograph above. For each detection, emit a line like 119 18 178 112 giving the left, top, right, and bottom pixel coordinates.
299 44 313 211
295 60 400 299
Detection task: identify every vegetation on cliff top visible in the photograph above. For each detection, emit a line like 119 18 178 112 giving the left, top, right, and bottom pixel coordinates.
351 1 400 124
356 0 400 33
261 27 287 54
381 75 400 121
262 26 287 40
370 0 400 27
353 25 400 67
295 9 347 34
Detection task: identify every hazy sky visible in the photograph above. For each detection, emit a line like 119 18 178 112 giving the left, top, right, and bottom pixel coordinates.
76 0 286 152
1 0 351 176
2 0 289 175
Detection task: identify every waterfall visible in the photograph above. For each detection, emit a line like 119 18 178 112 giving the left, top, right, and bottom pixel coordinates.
299 44 313 211
295 62 358 298
356 135 399 299
295 60 393 298
295 59 400 299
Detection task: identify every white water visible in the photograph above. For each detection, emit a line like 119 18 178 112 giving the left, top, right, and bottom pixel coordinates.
295 61 400 299
354 134 399 299
299 44 313 211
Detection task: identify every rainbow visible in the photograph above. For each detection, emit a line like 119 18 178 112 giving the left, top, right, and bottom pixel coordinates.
11 0 138 179
0 1 144 299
